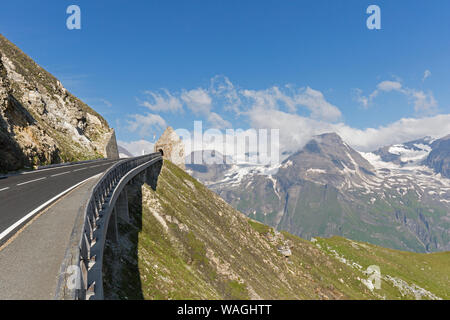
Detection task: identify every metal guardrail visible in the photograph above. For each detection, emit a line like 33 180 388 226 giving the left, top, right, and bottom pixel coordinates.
55 152 163 300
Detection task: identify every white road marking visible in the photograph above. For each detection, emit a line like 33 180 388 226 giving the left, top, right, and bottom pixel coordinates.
20 160 111 175
0 159 120 181
17 177 47 186
73 168 87 172
0 187 10 192
0 174 101 243
51 171 71 177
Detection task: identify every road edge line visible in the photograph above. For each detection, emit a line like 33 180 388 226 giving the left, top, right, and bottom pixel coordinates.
0 175 99 245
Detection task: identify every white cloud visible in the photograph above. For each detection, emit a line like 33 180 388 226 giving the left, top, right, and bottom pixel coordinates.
297 87 342 121
241 88 282 110
354 88 369 108
242 86 341 122
207 112 232 129
180 88 232 128
139 89 182 113
129 76 447 158
335 114 450 151
356 80 438 115
99 98 112 108
407 89 437 114
248 107 450 153
357 81 404 108
210 75 241 114
248 107 324 154
127 113 166 138
377 80 403 92
118 140 155 157
423 70 431 82
136 78 340 131
181 88 212 115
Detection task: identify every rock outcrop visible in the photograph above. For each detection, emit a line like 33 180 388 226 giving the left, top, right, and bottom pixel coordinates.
154 127 185 169
0 34 117 172
425 134 450 179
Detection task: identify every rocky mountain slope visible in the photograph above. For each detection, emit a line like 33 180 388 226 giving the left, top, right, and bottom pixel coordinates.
425 134 450 179
0 34 117 172
103 160 449 300
370 134 450 179
189 133 450 253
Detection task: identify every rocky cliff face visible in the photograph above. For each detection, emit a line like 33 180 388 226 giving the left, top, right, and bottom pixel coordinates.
0 34 117 172
102 160 449 300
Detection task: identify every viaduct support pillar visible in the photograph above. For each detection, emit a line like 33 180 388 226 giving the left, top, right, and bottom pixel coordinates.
116 188 130 223
107 207 119 243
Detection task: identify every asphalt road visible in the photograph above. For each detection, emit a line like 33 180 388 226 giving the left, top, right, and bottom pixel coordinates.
0 159 121 241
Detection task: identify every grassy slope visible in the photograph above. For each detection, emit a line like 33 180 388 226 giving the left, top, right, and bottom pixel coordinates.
231 175 449 253
104 160 449 300
314 236 450 299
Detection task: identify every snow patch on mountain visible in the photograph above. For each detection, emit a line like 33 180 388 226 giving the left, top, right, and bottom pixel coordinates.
359 150 450 205
306 168 327 174
388 144 431 164
207 162 281 187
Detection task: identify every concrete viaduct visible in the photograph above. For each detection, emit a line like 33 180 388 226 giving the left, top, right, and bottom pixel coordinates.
0 153 163 300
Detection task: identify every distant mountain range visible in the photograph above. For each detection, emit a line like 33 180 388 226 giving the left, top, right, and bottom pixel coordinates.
187 133 450 253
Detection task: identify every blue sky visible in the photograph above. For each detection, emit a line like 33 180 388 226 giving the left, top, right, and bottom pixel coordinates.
1 0 449 155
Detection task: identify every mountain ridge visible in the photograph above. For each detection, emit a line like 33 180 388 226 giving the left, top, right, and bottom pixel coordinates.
189 132 450 253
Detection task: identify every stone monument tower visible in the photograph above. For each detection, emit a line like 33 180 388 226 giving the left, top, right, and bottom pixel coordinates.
154 127 185 169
